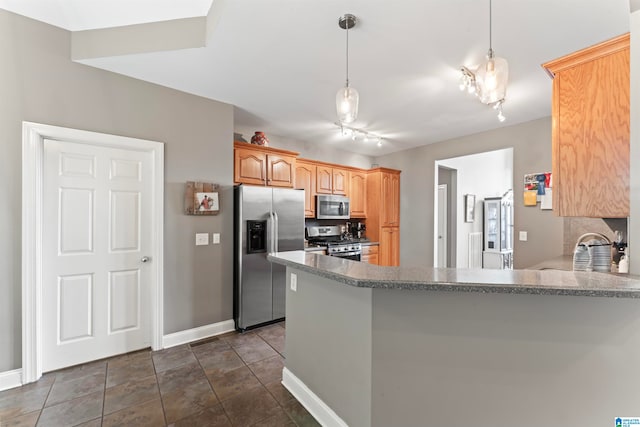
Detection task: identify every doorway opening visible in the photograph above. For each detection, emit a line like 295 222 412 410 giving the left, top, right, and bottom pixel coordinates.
434 148 513 269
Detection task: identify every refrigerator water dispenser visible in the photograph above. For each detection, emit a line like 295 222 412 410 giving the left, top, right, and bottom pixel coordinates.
247 220 267 253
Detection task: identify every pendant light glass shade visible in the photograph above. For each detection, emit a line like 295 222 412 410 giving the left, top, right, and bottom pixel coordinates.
475 51 508 105
336 14 358 124
336 85 359 124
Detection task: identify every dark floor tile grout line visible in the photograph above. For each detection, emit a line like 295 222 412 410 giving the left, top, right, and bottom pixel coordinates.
100 361 107 426
192 342 237 426
150 350 170 427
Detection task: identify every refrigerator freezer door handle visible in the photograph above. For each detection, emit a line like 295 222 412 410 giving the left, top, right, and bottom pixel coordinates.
268 212 275 253
273 211 279 253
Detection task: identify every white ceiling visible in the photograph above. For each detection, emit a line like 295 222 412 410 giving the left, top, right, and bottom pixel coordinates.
0 0 632 156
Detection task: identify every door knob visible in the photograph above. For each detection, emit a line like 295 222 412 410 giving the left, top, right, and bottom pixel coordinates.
141 256 150 263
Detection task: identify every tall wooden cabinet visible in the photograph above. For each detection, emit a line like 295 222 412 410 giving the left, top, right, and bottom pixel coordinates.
366 168 401 266
234 142 298 188
542 33 630 217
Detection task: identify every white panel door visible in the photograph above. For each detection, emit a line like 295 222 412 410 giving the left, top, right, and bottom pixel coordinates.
43 139 152 372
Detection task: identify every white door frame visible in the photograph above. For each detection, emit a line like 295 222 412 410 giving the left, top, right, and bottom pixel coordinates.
437 184 448 268
21 122 164 384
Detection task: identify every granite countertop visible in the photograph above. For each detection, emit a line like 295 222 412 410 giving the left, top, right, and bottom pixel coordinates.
528 255 574 271
268 251 640 298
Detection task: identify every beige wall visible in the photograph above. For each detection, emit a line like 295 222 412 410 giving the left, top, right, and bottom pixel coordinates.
0 10 234 372
375 117 564 269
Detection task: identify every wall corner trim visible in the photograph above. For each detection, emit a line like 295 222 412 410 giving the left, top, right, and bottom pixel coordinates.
0 369 23 392
281 367 349 427
162 319 235 349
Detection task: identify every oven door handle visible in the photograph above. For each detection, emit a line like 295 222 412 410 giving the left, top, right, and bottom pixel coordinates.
330 251 361 257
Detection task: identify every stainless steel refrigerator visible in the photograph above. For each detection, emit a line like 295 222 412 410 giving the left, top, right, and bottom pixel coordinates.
234 185 304 331
482 191 514 269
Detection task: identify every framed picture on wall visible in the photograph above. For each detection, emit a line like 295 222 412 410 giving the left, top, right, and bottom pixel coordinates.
184 181 220 215
464 194 476 223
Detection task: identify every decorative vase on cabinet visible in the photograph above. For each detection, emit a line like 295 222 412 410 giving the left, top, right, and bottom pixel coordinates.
251 131 269 146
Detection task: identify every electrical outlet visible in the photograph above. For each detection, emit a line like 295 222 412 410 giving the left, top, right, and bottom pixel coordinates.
213 233 220 244
290 273 297 292
195 233 209 246
519 231 528 242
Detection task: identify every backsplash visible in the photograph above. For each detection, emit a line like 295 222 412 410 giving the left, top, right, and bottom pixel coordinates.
563 217 628 255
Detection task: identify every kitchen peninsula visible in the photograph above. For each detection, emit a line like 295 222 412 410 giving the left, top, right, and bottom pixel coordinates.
269 251 640 427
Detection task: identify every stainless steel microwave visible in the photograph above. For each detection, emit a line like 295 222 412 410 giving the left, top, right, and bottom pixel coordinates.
316 195 350 219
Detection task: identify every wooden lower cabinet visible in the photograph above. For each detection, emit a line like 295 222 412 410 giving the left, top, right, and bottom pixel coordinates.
379 227 399 266
361 245 379 265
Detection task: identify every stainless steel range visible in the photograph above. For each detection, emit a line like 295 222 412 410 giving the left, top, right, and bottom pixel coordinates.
306 226 363 261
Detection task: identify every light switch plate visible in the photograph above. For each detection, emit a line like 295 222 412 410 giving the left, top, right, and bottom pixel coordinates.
519 231 528 242
213 233 220 244
195 233 209 246
290 273 297 292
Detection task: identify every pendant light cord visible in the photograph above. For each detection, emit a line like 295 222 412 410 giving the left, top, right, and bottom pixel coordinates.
346 20 350 87
489 0 492 50
488 0 494 58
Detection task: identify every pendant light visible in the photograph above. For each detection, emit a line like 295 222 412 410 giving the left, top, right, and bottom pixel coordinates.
336 14 359 124
475 0 508 105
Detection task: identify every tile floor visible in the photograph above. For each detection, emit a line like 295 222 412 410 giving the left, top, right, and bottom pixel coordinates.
0 322 321 426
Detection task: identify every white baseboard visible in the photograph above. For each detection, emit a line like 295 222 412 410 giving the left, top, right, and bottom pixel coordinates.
282 367 348 427
0 369 23 391
162 319 235 349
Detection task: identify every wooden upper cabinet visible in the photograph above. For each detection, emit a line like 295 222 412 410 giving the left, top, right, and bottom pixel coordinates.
295 159 316 218
316 165 333 194
332 168 349 196
233 142 298 188
381 172 400 226
316 164 349 195
542 33 630 217
234 147 267 185
267 153 296 187
350 170 367 218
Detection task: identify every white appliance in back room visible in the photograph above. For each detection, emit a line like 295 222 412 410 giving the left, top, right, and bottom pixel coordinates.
483 190 514 269
233 185 305 331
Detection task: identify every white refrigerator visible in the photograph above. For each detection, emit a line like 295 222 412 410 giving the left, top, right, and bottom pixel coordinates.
482 192 514 269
